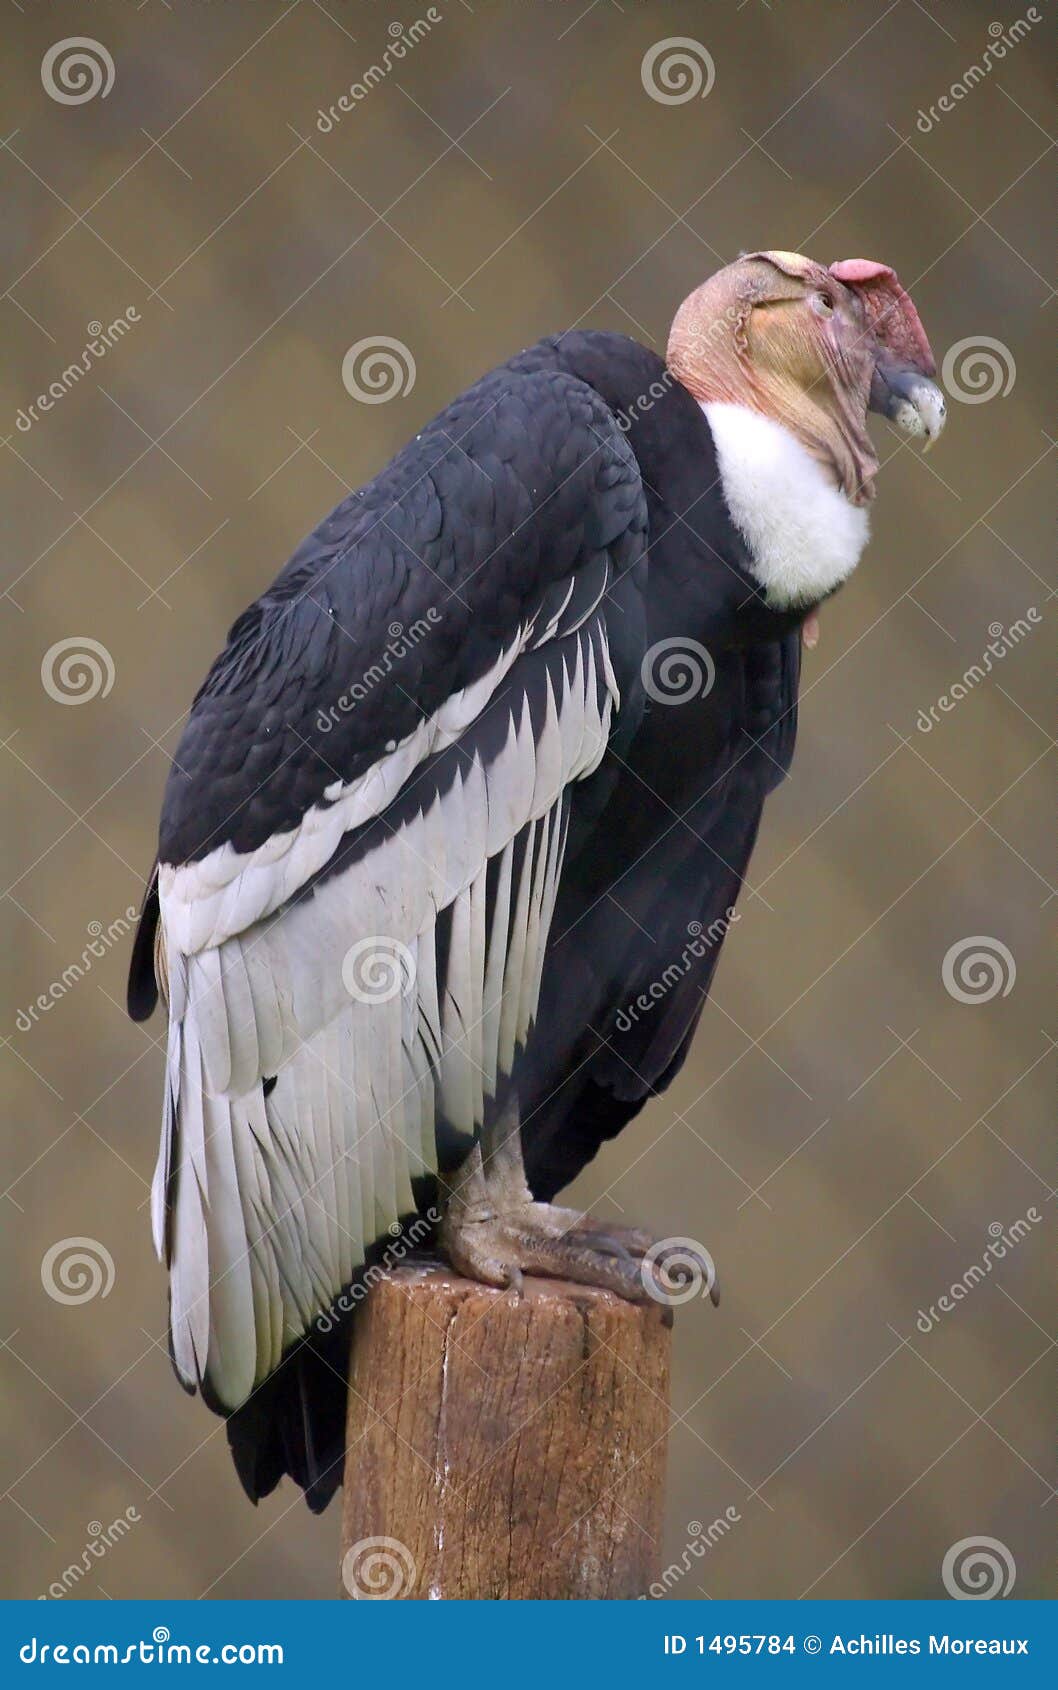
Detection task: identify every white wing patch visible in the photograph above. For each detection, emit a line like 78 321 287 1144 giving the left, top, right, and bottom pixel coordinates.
156 615 617 1409
160 583 598 956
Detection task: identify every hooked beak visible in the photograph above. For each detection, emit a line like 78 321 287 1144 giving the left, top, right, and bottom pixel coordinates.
869 355 947 451
829 257 947 454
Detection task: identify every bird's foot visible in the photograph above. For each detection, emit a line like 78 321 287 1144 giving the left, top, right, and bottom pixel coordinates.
439 1191 718 1307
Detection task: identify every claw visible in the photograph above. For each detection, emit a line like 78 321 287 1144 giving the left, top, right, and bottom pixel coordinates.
577 1230 637 1265
647 1240 719 1308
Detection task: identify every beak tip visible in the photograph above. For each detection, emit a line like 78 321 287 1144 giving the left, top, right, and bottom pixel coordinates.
889 378 947 451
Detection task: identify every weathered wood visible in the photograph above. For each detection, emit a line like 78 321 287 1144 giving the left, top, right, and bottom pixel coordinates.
340 1265 671 1599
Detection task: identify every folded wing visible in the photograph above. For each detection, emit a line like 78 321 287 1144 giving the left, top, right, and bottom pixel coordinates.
140 368 647 1408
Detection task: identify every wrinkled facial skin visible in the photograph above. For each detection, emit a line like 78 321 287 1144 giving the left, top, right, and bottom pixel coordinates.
746 251 946 452
746 266 876 425
732 253 883 502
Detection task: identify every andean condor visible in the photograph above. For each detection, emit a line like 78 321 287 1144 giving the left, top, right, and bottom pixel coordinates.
128 250 945 1510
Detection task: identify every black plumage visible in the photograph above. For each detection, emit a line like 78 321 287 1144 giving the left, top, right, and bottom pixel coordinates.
130 330 803 1512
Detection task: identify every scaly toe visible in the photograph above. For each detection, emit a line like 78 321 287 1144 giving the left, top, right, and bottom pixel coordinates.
441 1197 719 1309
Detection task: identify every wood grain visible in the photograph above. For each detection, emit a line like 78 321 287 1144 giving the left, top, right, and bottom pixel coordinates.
340 1266 672 1599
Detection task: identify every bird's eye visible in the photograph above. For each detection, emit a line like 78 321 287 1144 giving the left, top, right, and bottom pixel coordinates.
810 290 835 317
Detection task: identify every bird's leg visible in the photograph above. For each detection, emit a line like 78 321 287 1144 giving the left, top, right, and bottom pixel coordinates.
439 1095 718 1305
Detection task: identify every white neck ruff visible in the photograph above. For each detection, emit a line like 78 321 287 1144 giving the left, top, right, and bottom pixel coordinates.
702 401 870 611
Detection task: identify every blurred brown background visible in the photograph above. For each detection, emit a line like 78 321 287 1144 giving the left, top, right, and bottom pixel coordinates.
1 0 1053 1601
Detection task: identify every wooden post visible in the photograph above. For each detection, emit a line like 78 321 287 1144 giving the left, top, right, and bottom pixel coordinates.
339 1265 671 1599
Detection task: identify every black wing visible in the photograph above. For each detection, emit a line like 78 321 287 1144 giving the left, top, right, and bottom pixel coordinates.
129 364 648 1416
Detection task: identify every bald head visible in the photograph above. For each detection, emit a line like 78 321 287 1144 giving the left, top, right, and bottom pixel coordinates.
667 250 943 504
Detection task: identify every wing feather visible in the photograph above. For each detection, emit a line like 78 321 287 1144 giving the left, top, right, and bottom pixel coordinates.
159 601 624 1407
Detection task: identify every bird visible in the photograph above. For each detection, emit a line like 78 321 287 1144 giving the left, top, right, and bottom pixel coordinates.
128 249 945 1511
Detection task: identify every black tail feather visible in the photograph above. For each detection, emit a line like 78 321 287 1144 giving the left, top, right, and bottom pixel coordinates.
128 864 160 1021
225 1327 351 1514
